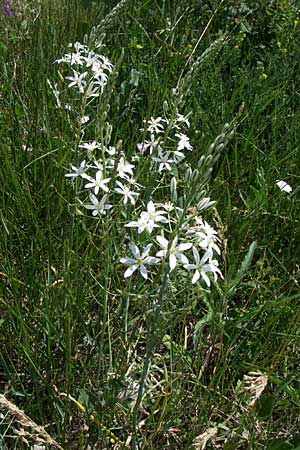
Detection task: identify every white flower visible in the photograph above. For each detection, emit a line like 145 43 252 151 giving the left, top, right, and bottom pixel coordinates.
117 157 135 179
175 132 193 151
120 243 160 279
276 179 292 193
136 134 160 154
144 116 166 134
184 247 223 286
83 52 98 67
68 52 86 65
175 113 190 128
72 41 88 53
80 115 90 124
84 170 111 194
22 145 33 152
156 236 192 272
114 181 139 205
79 141 99 153
65 160 86 178
141 200 168 225
198 220 221 255
66 70 88 93
85 82 101 98
92 63 108 82
105 146 117 156
55 52 85 65
84 193 112 216
125 215 155 234
99 55 114 72
152 148 175 172
188 218 221 256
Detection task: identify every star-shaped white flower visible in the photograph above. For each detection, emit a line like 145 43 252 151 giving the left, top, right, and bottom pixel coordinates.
145 116 166 134
152 149 174 172
175 132 193 151
84 193 112 216
66 70 88 93
65 160 86 178
120 243 160 279
136 134 161 154
141 201 168 224
114 181 139 205
117 157 135 179
84 170 111 194
156 236 192 272
184 247 223 286
79 141 99 153
190 218 221 256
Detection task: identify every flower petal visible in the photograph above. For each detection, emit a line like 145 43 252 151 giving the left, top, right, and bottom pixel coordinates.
124 265 138 278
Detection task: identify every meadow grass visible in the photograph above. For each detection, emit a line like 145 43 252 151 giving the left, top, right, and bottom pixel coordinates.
1 1 300 449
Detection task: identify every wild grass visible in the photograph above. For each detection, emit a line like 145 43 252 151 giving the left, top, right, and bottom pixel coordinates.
1 1 300 449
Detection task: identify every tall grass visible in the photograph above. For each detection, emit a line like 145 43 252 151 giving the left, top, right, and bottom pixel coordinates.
1 1 300 449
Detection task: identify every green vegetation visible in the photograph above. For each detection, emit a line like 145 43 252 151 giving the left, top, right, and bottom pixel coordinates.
1 1 300 449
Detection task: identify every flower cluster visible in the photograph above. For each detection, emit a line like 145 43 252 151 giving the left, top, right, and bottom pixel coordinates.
65 145 142 214
137 113 192 174
120 200 223 287
48 42 114 116
56 41 224 289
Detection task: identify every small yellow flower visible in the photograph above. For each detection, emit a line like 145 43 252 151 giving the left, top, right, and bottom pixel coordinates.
260 73 268 80
136 44 143 49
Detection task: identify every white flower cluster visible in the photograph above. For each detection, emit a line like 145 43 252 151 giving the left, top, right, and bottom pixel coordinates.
120 200 223 287
65 146 142 214
137 113 192 173
57 43 224 289
48 41 114 113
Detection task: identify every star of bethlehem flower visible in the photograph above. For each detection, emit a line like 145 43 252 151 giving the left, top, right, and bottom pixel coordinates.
142 200 168 223
65 160 86 178
197 220 221 255
125 215 155 234
152 148 175 172
125 200 168 234
84 193 112 216
84 170 111 194
143 116 166 134
156 236 192 272
92 64 109 82
117 157 135 179
83 52 98 67
175 132 193 151
66 70 88 93
114 181 139 205
187 218 221 256
120 243 160 280
136 134 161 154
276 179 292 193
175 113 190 128
184 247 223 286
79 141 100 152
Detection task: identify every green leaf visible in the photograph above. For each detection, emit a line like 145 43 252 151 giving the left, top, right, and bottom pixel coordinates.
226 241 257 295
